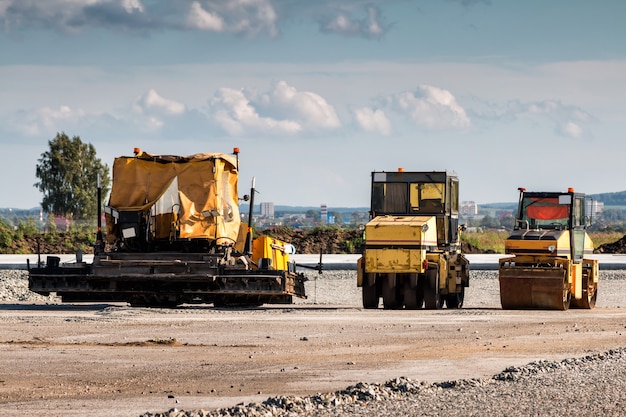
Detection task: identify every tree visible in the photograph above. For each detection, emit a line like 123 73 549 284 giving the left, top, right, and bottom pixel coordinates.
305 209 320 220
479 215 500 229
35 132 111 220
329 211 343 224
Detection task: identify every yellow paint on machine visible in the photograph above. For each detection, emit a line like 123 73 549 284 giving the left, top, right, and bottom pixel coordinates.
252 236 291 271
504 231 571 255
364 216 437 273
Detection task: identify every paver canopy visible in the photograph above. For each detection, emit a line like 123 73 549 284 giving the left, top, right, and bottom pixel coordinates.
105 151 241 242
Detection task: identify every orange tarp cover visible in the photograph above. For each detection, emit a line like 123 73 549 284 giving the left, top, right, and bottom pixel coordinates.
105 151 240 241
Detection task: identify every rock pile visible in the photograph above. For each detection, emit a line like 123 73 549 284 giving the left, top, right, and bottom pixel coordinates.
140 348 626 417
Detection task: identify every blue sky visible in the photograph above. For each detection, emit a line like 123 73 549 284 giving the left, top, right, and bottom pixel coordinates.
1 0 625 210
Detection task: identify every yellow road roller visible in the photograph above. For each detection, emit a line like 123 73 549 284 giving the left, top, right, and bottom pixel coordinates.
357 170 470 309
499 187 598 310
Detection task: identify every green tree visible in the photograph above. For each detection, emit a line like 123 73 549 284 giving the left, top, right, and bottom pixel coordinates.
305 209 320 220
35 132 111 220
329 211 343 224
480 215 500 229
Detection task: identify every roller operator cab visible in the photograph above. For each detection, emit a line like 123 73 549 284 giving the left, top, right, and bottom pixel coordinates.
357 171 470 309
499 188 598 310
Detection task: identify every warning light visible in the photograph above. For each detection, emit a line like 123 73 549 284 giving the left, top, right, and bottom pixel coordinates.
133 147 141 155
568 187 574 193
233 147 240 154
398 168 404 172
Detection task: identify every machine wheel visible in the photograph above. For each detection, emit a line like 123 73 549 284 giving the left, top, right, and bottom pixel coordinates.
445 287 465 309
424 266 442 310
416 275 425 308
559 282 571 311
382 275 401 309
362 274 379 309
403 274 423 310
571 274 598 309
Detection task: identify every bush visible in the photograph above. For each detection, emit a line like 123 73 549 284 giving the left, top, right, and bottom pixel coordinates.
0 224 12 248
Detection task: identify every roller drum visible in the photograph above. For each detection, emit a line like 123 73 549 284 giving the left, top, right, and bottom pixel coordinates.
499 266 570 310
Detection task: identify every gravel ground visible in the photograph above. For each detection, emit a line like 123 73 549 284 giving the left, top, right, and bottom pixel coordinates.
142 349 626 417
3 269 626 416
4 268 626 309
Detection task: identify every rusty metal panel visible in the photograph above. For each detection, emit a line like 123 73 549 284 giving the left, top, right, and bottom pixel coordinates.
365 248 424 273
499 266 569 310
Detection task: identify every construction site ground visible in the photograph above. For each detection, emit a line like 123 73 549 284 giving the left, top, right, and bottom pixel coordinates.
1 271 626 417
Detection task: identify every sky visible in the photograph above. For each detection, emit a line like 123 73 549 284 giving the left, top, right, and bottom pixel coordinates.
1 0 626 210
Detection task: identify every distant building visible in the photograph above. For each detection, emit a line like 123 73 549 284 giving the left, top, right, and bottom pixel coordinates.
586 200 604 217
460 201 478 216
260 202 275 218
320 204 328 224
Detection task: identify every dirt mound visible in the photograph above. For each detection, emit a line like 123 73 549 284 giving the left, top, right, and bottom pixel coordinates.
462 241 495 254
258 227 492 255
258 227 363 254
8 228 494 255
594 235 626 253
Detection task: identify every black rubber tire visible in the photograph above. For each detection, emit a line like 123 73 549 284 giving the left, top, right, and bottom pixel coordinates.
362 275 379 309
424 266 442 310
446 286 465 309
416 275 425 308
403 275 422 309
382 276 400 309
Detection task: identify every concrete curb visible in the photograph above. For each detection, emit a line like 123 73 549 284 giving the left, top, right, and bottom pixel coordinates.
3 254 626 271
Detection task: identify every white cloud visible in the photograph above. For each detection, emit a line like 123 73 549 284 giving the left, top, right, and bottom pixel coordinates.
128 89 189 133
121 0 144 13
228 0 278 37
365 7 384 37
354 107 391 135
185 0 278 37
256 80 341 130
502 99 592 139
207 80 340 136
0 0 397 38
320 6 387 38
210 87 302 136
385 85 471 130
559 121 583 139
134 89 186 116
1 80 342 140
0 0 149 33
187 1 225 31
7 105 87 137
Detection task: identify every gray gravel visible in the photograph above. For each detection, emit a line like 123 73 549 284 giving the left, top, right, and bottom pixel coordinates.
3 269 626 416
0 269 58 303
140 348 626 417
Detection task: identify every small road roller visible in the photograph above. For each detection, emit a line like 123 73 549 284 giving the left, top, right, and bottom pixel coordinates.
499 187 598 310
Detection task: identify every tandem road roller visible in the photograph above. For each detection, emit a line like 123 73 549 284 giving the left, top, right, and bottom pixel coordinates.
499 187 598 310
357 170 470 309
